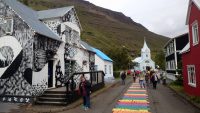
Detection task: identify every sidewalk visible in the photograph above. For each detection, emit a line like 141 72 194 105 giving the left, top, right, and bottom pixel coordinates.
6 78 122 113
112 82 151 113
148 83 200 113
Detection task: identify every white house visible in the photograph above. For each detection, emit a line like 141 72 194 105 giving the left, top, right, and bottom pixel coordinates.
0 0 96 103
133 40 155 71
92 48 114 81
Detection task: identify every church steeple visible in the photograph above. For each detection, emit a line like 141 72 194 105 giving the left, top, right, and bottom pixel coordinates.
141 38 151 59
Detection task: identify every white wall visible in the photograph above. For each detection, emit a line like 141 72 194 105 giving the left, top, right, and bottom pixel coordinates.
94 55 114 80
139 59 155 71
94 55 104 72
104 60 113 79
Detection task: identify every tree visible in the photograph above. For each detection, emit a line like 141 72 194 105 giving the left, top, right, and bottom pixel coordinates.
154 50 165 70
19 0 29 6
107 46 131 71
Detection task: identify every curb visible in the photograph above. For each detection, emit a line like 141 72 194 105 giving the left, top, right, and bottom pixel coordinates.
168 85 200 110
28 80 121 113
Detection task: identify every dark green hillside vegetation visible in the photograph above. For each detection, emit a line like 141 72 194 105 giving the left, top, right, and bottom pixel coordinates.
19 0 169 70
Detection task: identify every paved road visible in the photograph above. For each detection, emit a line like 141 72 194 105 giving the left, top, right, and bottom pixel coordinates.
0 103 20 113
60 79 132 113
148 84 200 113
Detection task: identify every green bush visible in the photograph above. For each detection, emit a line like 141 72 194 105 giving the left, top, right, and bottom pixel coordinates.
113 71 120 78
190 96 200 103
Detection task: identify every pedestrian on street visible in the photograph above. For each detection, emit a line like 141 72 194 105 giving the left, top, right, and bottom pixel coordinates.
145 71 150 87
151 71 158 89
79 76 91 110
162 72 167 85
131 71 136 83
139 71 145 88
120 71 126 85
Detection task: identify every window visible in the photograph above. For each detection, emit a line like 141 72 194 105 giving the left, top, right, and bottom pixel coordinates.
109 65 111 74
0 17 13 35
192 21 199 45
94 65 98 71
5 18 13 34
187 65 196 87
105 65 107 74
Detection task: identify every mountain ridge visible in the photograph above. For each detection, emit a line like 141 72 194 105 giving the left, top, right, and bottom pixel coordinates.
20 0 169 58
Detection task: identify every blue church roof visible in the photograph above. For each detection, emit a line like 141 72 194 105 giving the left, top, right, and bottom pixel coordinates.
92 48 113 62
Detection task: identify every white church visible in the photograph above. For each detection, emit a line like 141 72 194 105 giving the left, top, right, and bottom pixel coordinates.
132 40 155 71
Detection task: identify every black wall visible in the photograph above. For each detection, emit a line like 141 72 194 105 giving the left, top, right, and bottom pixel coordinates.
176 34 189 51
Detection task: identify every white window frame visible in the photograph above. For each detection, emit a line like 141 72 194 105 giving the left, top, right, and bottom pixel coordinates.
105 65 107 74
5 18 13 35
187 65 196 87
109 65 111 74
192 21 199 46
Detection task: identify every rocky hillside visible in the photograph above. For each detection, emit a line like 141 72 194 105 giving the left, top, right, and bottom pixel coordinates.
20 0 169 58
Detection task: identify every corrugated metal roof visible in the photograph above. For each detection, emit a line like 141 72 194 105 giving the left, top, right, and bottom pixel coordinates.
3 0 61 41
80 41 94 52
37 6 73 19
92 48 112 62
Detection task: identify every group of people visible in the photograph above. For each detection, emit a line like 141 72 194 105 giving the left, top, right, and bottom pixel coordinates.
120 69 167 89
78 69 167 111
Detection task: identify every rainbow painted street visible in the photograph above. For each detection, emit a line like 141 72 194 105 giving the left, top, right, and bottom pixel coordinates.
112 83 151 113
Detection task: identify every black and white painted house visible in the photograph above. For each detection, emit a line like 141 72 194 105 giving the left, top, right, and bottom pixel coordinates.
164 33 189 80
0 0 96 103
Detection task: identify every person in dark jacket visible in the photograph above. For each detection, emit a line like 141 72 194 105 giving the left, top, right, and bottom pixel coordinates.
120 71 126 85
79 76 91 110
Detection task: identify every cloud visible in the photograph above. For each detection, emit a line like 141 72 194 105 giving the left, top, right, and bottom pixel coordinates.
85 0 189 37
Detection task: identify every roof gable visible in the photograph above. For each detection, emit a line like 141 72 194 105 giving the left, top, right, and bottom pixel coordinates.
92 48 112 62
186 0 200 24
3 0 61 41
38 7 82 31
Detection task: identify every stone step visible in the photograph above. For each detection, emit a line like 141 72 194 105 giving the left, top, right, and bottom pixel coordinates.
37 97 67 102
36 100 68 106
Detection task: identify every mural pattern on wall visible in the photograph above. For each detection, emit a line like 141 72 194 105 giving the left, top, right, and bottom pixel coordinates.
0 1 60 103
63 9 80 28
33 34 60 72
55 60 65 87
0 1 34 100
43 19 61 36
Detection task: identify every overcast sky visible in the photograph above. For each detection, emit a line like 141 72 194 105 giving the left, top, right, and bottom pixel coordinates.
85 0 189 38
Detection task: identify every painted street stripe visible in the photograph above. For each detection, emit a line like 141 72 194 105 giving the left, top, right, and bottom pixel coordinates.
112 82 151 113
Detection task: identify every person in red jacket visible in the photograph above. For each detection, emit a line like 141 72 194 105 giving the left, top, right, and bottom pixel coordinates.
79 76 91 110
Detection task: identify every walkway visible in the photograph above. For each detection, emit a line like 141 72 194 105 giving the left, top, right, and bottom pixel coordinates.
148 84 200 113
112 82 150 113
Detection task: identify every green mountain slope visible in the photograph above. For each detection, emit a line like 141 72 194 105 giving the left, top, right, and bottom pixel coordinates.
20 0 169 59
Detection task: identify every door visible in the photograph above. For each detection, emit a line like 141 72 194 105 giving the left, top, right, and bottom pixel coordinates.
48 60 53 88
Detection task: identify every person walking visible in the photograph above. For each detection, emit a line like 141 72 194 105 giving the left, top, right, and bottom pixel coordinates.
79 76 91 110
120 71 126 85
145 71 150 87
151 72 158 89
131 71 136 83
139 71 145 88
162 71 167 85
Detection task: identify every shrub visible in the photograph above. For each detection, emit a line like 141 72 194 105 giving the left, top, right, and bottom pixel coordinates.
113 71 120 78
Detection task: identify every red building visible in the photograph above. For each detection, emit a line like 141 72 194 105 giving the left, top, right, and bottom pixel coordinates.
181 0 200 96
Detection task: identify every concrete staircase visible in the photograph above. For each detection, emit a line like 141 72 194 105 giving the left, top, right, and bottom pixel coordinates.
36 90 68 106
